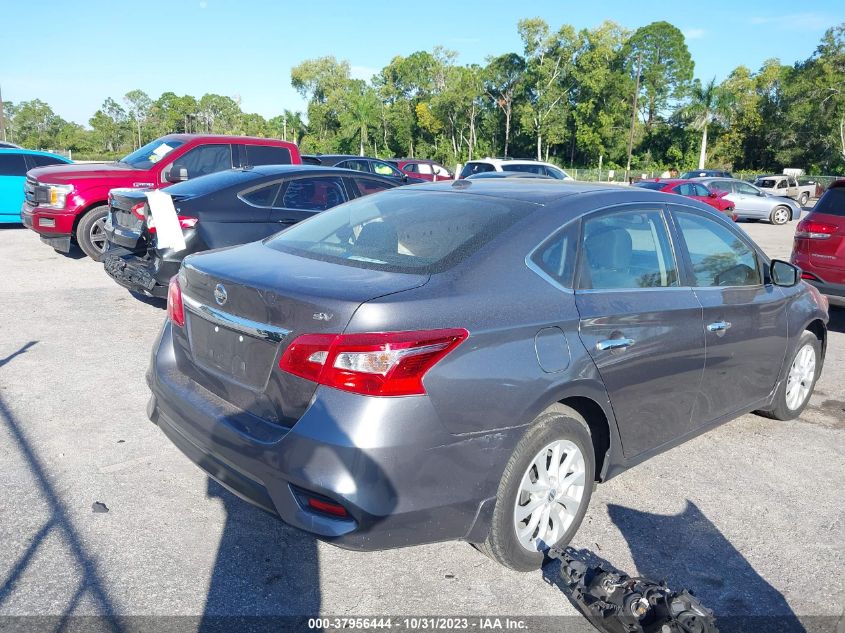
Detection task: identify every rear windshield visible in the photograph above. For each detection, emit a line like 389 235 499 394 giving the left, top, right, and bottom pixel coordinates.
633 181 665 190
813 186 845 216
120 138 185 169
265 189 537 274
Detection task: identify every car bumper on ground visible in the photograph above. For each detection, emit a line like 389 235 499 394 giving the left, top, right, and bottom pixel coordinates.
21 202 76 252
102 245 176 298
146 322 507 550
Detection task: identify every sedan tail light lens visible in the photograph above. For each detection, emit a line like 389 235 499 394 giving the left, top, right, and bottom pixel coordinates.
166 276 185 327
147 216 198 233
795 219 838 239
279 329 468 396
130 202 146 221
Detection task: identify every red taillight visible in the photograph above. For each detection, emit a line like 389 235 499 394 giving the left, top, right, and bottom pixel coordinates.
130 202 146 221
801 271 820 281
147 215 198 233
166 276 185 327
279 328 468 396
795 219 838 239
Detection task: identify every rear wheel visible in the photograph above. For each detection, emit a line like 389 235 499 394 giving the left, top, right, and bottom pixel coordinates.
770 205 791 225
757 331 820 420
479 404 594 571
76 205 109 261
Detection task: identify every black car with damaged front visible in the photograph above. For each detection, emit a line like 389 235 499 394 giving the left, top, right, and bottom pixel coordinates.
102 165 398 298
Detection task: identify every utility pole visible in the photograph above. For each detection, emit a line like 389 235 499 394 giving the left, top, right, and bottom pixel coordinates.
0 84 6 142
625 52 642 184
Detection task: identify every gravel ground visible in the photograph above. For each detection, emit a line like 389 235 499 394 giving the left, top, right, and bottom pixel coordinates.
0 219 842 632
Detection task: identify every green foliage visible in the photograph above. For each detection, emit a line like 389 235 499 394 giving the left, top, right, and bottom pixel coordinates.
3 19 844 172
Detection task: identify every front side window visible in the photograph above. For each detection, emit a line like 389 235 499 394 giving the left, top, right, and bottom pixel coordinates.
694 184 712 197
402 163 418 173
415 163 433 175
756 179 776 189
507 163 545 175
352 178 394 197
736 182 760 196
30 154 67 168
544 166 567 179
0 153 28 176
675 211 761 287
709 180 734 193
372 160 401 177
578 209 678 290
278 176 346 211
459 162 495 178
174 144 233 179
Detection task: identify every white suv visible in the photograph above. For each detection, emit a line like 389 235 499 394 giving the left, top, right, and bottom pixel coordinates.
459 158 573 180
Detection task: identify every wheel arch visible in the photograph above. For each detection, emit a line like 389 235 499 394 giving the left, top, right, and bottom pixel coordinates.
557 395 612 483
805 318 827 361
72 200 109 236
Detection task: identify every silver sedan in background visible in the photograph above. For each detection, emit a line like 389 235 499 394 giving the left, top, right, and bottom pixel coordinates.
694 177 802 225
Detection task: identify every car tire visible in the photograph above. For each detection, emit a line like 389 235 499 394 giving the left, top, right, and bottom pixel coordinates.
799 192 809 207
76 205 109 261
479 404 595 571
756 331 821 421
770 205 791 225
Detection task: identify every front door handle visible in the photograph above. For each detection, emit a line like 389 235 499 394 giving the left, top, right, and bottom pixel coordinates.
596 337 635 351
706 321 732 332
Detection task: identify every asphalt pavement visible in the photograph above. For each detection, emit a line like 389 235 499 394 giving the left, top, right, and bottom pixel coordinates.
0 219 842 631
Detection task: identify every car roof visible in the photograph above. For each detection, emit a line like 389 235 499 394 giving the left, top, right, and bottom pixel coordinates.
403 178 653 203
0 148 70 159
160 133 296 145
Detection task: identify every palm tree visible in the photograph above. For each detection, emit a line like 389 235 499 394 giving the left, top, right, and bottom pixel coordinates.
687 77 727 169
339 82 380 156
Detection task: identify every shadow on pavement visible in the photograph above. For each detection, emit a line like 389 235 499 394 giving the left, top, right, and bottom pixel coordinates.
607 501 806 633
0 342 123 631
0 341 37 368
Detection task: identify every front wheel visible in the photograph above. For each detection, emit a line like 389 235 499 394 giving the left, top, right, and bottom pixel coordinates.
479 404 594 571
799 192 809 207
76 205 109 261
757 331 821 420
770 206 791 225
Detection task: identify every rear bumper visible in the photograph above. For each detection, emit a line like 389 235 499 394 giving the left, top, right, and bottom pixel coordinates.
804 278 845 306
102 247 172 298
147 322 508 550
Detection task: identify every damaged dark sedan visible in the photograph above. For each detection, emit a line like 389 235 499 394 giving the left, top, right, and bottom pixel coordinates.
147 180 828 570
102 165 398 298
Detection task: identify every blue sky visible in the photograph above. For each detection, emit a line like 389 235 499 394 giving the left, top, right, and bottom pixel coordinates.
1 0 841 125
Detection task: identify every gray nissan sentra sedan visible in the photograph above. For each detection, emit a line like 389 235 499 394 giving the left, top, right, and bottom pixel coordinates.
147 180 828 570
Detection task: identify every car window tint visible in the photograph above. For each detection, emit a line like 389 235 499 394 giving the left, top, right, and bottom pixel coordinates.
337 160 370 172
459 162 495 178
0 153 28 176
694 184 711 197
532 223 578 288
30 154 66 167
176 144 232 179
266 189 536 274
507 164 545 175
403 163 418 173
240 183 280 208
675 211 761 287
812 187 845 216
278 176 346 211
579 210 678 289
372 161 400 177
245 145 292 167
352 178 394 197
736 182 759 195
673 183 695 196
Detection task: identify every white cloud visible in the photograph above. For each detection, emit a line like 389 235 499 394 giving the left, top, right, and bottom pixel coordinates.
683 28 706 40
750 12 832 29
350 65 378 81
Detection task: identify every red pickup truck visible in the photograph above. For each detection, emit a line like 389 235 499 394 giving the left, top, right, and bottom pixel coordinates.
21 134 301 260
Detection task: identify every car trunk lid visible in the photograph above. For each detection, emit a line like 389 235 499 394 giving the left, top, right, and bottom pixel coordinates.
172 241 430 425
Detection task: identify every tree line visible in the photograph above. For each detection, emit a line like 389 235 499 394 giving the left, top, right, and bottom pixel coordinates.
2 19 844 174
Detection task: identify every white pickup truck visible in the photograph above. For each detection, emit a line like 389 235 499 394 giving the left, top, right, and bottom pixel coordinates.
753 174 816 206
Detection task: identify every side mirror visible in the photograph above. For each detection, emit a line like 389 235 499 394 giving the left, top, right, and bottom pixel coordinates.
770 259 800 287
165 164 188 183
709 191 717 198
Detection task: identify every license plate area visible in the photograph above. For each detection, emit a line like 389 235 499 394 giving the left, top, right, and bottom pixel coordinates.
186 312 278 389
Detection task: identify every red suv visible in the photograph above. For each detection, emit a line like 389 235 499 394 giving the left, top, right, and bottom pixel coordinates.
21 134 301 260
393 158 453 182
633 179 736 220
792 180 845 306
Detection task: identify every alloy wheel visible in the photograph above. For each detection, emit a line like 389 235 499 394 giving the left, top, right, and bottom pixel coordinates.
772 208 790 225
89 216 108 253
513 439 585 552
785 343 816 410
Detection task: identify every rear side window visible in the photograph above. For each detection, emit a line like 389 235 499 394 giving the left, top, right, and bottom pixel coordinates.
532 223 578 288
278 177 346 211
245 145 292 167
675 211 761 287
352 178 394 197
813 187 845 216
266 189 537 274
460 162 495 178
240 183 280 208
507 164 545 175
30 154 67 167
578 210 678 289
0 154 27 176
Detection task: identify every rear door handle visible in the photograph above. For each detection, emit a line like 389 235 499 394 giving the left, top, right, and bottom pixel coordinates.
706 321 732 332
596 338 635 351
